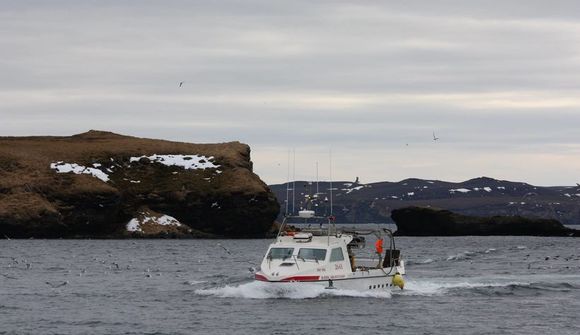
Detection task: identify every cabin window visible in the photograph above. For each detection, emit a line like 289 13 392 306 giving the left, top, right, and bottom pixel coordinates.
298 248 327 261
267 248 294 260
330 248 344 262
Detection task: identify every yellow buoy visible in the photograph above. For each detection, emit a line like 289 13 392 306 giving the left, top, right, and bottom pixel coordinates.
392 272 404 290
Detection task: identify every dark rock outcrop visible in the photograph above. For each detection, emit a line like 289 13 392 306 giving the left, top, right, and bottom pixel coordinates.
0 131 279 238
391 206 579 236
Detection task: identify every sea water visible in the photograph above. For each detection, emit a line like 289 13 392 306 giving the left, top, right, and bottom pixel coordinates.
1 235 579 334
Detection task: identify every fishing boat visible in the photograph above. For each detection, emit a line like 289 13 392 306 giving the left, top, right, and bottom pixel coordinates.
254 210 406 290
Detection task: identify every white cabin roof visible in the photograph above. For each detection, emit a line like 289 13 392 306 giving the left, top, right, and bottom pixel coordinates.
274 234 353 248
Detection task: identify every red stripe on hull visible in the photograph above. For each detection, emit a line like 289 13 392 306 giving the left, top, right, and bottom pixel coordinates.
281 275 320 282
254 273 321 282
254 273 268 281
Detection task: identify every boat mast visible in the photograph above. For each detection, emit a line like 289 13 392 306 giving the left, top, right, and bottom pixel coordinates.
328 149 333 245
316 161 319 196
285 149 290 216
329 149 333 217
292 149 296 215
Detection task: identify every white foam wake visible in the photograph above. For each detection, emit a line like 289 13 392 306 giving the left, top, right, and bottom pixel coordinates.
399 278 527 296
195 281 391 299
446 251 477 261
184 280 207 286
401 273 580 296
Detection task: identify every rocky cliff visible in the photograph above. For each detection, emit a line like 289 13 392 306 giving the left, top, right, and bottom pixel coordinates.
0 131 279 238
392 206 579 236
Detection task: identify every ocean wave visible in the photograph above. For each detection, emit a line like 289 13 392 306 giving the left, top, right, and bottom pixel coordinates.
183 280 207 286
445 247 499 261
195 281 391 299
406 258 434 265
409 248 499 265
446 251 477 261
0 305 20 310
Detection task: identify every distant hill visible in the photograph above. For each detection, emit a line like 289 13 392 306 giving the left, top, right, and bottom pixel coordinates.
269 177 580 225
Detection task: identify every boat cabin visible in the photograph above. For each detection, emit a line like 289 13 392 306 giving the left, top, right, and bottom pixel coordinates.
256 220 404 283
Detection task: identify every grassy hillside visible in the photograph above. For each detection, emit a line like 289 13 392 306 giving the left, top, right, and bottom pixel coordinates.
0 131 279 238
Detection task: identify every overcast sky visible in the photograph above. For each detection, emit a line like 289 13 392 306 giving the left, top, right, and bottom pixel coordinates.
2 1 580 186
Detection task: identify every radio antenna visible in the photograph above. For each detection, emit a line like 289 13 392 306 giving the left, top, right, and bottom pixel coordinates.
329 149 333 216
316 161 319 196
292 148 296 215
285 149 290 216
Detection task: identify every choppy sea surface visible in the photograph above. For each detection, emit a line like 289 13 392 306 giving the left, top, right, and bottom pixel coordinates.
1 229 579 334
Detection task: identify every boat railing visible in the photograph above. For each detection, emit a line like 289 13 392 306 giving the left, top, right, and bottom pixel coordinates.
278 215 395 237
354 258 384 271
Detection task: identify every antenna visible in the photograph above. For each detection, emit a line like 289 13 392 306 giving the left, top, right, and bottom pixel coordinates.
328 149 334 246
285 149 290 216
329 149 333 216
292 148 296 215
316 161 319 195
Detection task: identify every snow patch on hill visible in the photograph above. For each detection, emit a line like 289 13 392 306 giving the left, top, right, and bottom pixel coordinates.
341 184 365 194
50 162 110 182
450 188 471 193
126 213 183 232
130 154 220 170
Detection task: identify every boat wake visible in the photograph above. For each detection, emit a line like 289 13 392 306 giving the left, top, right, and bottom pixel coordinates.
400 278 527 296
195 281 392 299
399 274 580 297
194 274 580 299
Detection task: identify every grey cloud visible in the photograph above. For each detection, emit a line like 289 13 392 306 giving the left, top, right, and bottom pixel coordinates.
1 1 580 185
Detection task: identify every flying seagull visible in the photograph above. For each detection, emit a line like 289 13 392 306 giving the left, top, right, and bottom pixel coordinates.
433 131 440 141
179 81 184 88
46 281 68 288
217 243 232 255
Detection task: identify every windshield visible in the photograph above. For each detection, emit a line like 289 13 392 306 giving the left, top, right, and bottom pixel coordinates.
298 248 327 261
267 247 294 260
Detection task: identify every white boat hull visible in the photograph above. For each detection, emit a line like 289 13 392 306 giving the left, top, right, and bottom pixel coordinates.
255 266 404 291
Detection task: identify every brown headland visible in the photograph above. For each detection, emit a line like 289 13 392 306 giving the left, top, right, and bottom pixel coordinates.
0 130 279 238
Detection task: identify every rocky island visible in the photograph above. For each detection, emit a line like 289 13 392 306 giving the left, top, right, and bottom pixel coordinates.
392 206 579 237
0 131 279 238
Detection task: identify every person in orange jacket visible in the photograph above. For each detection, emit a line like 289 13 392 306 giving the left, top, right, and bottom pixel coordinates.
375 238 384 268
